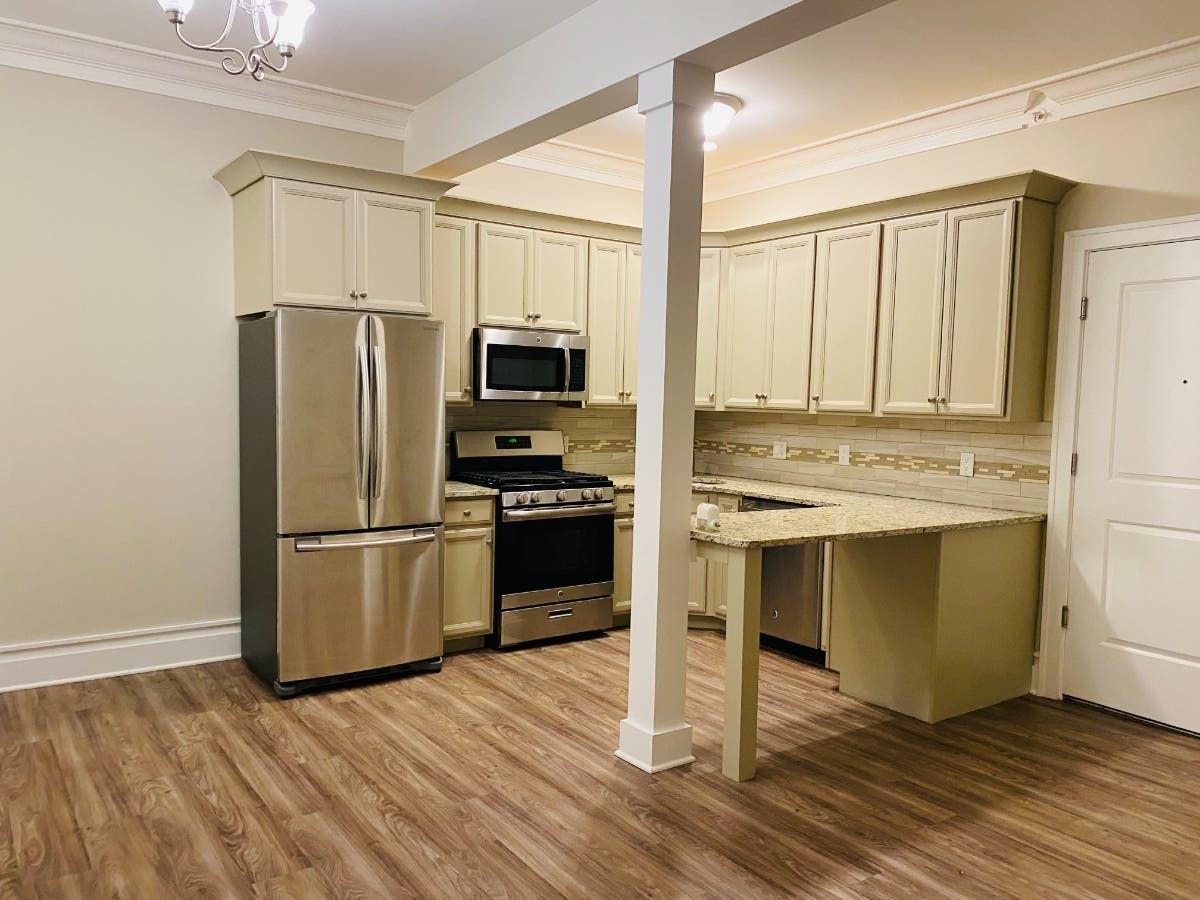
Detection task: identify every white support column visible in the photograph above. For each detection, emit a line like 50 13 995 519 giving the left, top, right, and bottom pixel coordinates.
615 60 713 774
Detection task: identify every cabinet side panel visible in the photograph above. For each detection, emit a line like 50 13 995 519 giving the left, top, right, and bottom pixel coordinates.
233 179 271 317
1008 199 1056 422
239 316 280 685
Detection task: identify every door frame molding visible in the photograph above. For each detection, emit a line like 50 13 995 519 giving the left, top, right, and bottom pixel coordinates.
1037 212 1200 699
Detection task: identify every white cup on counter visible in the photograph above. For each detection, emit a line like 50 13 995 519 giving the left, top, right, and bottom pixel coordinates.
696 502 720 531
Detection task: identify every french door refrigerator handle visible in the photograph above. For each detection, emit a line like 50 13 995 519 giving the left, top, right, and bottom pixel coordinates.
372 340 386 500
294 529 437 552
356 343 371 500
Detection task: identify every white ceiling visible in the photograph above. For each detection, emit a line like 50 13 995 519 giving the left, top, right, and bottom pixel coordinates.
0 0 597 105
559 0 1200 171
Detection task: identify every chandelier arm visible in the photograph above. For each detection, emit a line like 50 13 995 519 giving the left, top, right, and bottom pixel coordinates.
174 0 239 51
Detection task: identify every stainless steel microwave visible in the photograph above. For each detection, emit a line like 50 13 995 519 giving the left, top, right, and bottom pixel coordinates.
473 327 589 402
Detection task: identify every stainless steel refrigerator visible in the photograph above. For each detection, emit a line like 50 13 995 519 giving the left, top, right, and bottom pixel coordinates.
239 307 445 696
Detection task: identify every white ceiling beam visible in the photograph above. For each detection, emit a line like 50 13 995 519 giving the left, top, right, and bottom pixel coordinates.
402 0 894 178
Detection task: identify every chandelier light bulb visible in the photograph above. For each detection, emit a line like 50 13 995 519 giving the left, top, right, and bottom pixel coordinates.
270 0 315 53
157 0 195 22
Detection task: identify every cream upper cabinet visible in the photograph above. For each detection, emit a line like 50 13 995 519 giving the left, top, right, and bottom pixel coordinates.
695 248 724 408
765 235 816 410
722 237 815 410
622 247 641 404
585 241 638 405
811 223 882 414
432 216 476 404
586 240 627 406
443 522 493 639
477 224 586 331
356 192 433 315
938 201 1016 417
533 231 588 332
477 223 534 328
722 242 772 409
877 212 947 416
272 180 356 309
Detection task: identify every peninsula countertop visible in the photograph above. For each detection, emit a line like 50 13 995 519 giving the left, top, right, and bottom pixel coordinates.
608 474 1045 549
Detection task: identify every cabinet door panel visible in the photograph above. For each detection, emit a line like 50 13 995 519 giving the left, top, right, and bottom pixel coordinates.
356 193 432 315
765 236 816 410
622 247 642 404
586 240 626 406
811 224 882 414
534 231 587 332
443 524 493 639
613 517 634 614
877 213 946 416
695 248 724 408
272 180 355 308
477 223 533 327
432 216 475 404
940 201 1016 417
722 242 771 408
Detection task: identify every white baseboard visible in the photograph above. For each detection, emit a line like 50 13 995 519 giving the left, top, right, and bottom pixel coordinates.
0 618 241 694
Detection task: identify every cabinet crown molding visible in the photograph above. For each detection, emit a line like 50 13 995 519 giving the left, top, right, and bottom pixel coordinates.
215 150 457 201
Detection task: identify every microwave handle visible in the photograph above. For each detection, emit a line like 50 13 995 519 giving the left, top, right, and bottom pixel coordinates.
562 347 572 394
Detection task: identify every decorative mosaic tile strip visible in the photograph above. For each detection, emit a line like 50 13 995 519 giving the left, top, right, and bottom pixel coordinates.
693 439 1050 483
567 437 638 453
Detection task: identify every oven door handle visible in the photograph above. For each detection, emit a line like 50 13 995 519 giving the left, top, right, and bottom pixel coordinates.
502 502 616 522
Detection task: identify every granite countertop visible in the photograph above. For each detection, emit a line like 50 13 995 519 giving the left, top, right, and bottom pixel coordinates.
609 474 1045 549
445 480 498 499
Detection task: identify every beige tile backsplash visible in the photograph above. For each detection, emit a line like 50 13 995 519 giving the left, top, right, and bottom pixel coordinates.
446 405 1051 513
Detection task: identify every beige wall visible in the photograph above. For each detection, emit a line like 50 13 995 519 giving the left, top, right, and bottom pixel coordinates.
0 68 406 647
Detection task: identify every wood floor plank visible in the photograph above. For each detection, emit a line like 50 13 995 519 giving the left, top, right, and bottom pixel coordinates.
2 629 1198 898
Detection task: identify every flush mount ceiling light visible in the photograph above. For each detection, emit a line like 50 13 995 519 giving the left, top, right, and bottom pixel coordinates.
702 93 743 152
155 0 315 80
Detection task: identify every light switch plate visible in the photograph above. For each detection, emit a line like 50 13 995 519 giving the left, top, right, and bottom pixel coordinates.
772 440 788 459
959 451 976 477
838 444 851 466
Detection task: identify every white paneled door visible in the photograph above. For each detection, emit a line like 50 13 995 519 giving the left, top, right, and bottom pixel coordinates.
1064 240 1200 733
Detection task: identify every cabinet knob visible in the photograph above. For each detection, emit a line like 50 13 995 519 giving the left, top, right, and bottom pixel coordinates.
350 291 359 299
463 509 472 517
463 386 471 395
938 396 947 403
358 291 368 300
485 537 492 545
708 392 715 402
533 312 542 320
927 397 937 404
811 395 820 401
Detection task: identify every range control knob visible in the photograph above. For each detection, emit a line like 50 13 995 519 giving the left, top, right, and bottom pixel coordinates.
516 492 530 505
529 493 541 504
581 488 594 501
557 490 569 501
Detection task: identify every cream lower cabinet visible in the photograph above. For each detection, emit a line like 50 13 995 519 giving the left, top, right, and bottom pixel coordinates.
586 241 639 406
612 490 707 615
443 512 494 640
722 236 815 410
810 223 882 414
477 223 587 331
230 178 433 317
432 216 476 404
876 201 1019 418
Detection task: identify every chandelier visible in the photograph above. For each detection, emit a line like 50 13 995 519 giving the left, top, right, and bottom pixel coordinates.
156 0 316 81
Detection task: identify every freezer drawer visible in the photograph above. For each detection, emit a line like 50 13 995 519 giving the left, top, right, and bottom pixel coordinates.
498 596 613 648
277 527 443 684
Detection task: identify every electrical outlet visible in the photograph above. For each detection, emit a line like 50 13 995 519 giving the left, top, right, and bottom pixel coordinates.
959 451 976 477
837 444 851 466
772 440 788 459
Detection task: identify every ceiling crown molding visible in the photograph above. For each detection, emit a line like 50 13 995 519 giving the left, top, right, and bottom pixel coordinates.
500 36 1200 202
0 16 412 140
500 140 644 192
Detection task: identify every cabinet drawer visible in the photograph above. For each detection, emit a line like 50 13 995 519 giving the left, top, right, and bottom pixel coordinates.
499 596 613 647
614 491 635 516
445 499 493 525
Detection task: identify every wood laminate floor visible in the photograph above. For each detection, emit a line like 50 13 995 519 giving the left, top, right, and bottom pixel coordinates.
2 630 1198 899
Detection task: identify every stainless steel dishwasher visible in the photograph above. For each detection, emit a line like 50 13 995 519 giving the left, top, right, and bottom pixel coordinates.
738 496 823 649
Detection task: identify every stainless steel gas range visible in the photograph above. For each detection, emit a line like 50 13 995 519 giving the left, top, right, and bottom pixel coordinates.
450 430 615 648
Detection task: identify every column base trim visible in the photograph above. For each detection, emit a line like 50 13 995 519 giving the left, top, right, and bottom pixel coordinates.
615 719 695 773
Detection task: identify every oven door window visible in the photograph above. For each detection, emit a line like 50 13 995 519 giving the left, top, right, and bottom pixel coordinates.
496 514 614 597
486 344 565 394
